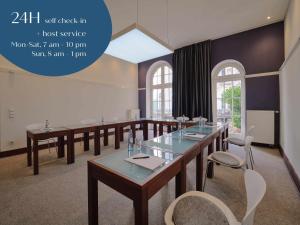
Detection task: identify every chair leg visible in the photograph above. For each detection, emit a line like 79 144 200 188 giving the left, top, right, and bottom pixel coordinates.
55 141 58 153
203 161 213 191
250 147 255 165
249 152 254 170
48 140 51 153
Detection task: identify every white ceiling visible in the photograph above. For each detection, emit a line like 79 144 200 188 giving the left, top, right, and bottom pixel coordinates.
105 0 290 49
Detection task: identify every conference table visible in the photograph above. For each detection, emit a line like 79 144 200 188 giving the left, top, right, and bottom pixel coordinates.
26 118 202 175
87 123 228 225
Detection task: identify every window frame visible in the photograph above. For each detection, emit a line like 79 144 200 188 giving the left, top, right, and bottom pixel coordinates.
211 60 246 137
146 61 173 118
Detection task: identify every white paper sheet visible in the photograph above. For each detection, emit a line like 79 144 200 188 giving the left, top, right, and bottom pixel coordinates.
125 153 165 171
183 133 206 140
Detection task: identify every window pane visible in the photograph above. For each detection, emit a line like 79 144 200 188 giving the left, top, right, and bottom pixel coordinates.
165 74 172 83
217 98 224 117
152 89 162 101
233 81 241 97
152 68 162 85
225 67 233 75
232 115 241 133
233 98 241 115
164 88 172 116
217 82 224 98
233 67 240 74
164 66 170 75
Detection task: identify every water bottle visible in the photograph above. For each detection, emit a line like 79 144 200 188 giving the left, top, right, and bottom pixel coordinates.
198 116 202 127
128 129 134 151
45 120 49 129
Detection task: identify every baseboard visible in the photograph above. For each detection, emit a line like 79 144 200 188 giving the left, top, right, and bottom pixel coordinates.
279 145 300 193
0 128 137 158
252 142 277 148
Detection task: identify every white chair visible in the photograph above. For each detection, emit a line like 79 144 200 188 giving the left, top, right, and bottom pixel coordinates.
165 169 266 225
203 136 254 190
26 123 57 153
177 116 190 122
224 126 255 168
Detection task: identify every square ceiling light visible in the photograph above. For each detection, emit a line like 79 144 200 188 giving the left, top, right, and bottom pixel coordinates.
105 23 173 64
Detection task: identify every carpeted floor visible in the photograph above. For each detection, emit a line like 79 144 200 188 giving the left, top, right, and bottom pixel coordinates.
0 131 299 225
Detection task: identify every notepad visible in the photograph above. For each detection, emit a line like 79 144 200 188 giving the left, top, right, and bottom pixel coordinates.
183 133 206 140
125 153 165 171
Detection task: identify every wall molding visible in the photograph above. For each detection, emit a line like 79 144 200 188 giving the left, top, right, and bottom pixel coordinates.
245 71 279 78
280 37 300 71
279 145 300 193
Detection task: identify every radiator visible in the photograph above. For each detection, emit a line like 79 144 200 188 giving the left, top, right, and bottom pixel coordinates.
246 110 275 145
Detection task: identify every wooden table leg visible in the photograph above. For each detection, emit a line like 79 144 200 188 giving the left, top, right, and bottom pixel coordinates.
57 136 65 158
196 151 204 191
143 122 148 141
67 132 75 164
33 139 39 175
225 128 229 149
131 124 136 143
216 135 221 152
94 128 101 156
115 125 120 149
134 192 148 225
222 131 225 151
207 142 215 178
175 162 186 198
159 123 163 136
120 127 124 142
88 164 98 225
27 135 32 167
167 125 172 133
84 132 89 151
153 123 157 137
103 128 108 146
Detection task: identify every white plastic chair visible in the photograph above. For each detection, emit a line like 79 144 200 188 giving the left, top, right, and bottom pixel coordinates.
26 123 57 153
165 169 266 225
203 136 254 190
224 126 255 168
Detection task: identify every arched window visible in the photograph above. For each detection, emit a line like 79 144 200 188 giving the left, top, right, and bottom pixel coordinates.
146 61 172 118
212 60 246 136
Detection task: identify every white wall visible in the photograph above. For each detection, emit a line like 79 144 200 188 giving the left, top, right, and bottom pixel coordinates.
280 0 300 176
0 55 138 151
284 0 300 56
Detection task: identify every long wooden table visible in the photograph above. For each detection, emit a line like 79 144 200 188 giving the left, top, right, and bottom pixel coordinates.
88 148 185 225
87 123 228 225
26 119 228 175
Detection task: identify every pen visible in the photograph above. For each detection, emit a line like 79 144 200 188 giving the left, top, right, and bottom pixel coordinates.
132 156 150 159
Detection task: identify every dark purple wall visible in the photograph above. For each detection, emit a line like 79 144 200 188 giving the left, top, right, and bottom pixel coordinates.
138 22 284 117
246 75 280 111
212 22 284 74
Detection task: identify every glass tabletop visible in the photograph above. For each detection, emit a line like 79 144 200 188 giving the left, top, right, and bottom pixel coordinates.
91 145 181 185
142 125 222 155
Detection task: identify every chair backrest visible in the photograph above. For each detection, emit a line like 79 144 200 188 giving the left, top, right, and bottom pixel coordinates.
242 169 266 225
80 118 98 125
177 116 189 122
246 126 255 137
26 123 44 131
